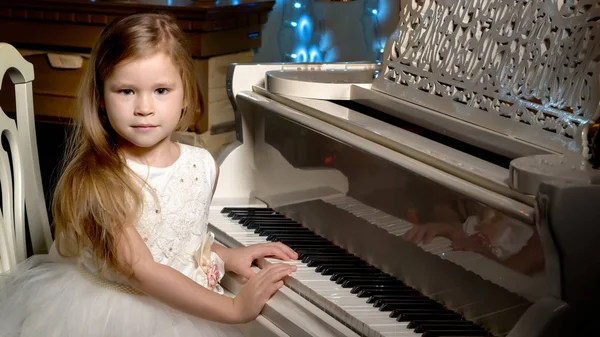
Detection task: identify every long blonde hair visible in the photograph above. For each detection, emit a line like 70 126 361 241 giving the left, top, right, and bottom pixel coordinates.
53 13 200 275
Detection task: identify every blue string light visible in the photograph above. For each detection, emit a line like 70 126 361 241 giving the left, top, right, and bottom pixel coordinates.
278 0 337 63
278 0 386 63
362 0 386 62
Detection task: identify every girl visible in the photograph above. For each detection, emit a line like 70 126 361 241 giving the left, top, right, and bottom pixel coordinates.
0 13 297 336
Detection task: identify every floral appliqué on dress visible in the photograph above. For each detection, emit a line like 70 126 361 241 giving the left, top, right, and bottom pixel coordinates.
192 231 225 294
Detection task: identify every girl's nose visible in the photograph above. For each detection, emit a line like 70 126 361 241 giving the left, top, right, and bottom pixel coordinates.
134 94 154 116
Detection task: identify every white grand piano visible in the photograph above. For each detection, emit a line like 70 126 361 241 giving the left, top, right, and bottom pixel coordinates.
209 0 600 336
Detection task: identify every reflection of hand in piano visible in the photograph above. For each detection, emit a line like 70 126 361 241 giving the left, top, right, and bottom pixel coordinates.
451 234 499 260
214 242 298 279
401 221 465 245
448 221 545 276
399 205 545 276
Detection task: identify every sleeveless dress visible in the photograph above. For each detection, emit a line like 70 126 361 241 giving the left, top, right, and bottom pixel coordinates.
0 143 245 337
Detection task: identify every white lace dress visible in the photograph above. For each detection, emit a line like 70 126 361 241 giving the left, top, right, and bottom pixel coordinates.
0 144 244 337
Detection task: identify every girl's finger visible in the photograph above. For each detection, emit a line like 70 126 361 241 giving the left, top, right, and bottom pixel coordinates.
402 227 417 241
264 264 295 284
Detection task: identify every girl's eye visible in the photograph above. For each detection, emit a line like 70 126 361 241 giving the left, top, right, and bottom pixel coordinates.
156 88 169 95
120 89 133 95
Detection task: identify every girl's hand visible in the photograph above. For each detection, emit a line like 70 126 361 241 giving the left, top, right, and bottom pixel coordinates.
402 222 465 245
220 243 298 280
232 263 296 323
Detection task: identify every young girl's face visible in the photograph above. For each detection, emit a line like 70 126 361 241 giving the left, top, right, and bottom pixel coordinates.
103 52 184 151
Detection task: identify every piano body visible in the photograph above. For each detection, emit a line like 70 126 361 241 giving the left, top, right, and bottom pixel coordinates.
210 0 600 336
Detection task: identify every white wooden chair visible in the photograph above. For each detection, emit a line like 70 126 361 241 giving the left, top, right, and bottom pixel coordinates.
0 42 53 279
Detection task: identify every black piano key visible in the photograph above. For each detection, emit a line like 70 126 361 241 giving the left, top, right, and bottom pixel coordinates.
341 279 404 288
414 324 487 333
336 274 399 284
367 294 426 304
270 235 331 241
357 288 420 297
307 259 367 268
237 214 288 222
275 241 335 249
243 218 298 223
290 244 346 250
305 256 366 263
227 208 275 211
221 206 273 211
373 297 436 307
227 210 282 218
296 248 348 256
259 226 314 232
263 230 318 235
243 217 295 222
322 268 384 276
228 209 278 214
246 221 302 229
330 271 389 282
305 256 366 264
422 330 491 336
221 207 273 213
351 284 415 294
248 220 303 226
236 214 287 219
264 232 318 240
390 308 452 322
425 335 489 337
318 266 380 275
267 234 330 240
275 241 336 248
281 240 335 246
302 255 362 262
407 320 472 329
254 227 315 236
396 312 463 322
259 230 315 238
255 227 313 234
379 302 444 312
390 308 449 319
299 251 352 259
231 213 282 220
288 246 344 252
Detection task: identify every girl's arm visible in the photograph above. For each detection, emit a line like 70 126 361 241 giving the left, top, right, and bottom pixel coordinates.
117 225 238 323
117 225 293 324
209 160 232 265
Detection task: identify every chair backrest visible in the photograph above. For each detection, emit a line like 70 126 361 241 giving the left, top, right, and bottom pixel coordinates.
0 43 52 273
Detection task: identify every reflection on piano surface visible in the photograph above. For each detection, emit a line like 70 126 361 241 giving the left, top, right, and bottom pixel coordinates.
210 0 600 336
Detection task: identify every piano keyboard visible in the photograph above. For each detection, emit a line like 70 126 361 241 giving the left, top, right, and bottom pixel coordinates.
209 206 493 337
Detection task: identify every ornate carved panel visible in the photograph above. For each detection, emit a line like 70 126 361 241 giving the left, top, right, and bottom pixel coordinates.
374 0 599 147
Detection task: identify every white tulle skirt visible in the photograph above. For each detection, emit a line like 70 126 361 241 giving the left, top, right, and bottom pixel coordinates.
0 255 245 337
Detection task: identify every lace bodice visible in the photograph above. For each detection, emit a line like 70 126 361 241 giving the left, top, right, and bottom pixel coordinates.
77 143 224 292
127 143 217 272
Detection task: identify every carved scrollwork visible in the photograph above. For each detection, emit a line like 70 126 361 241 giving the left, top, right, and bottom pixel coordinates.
376 0 599 141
